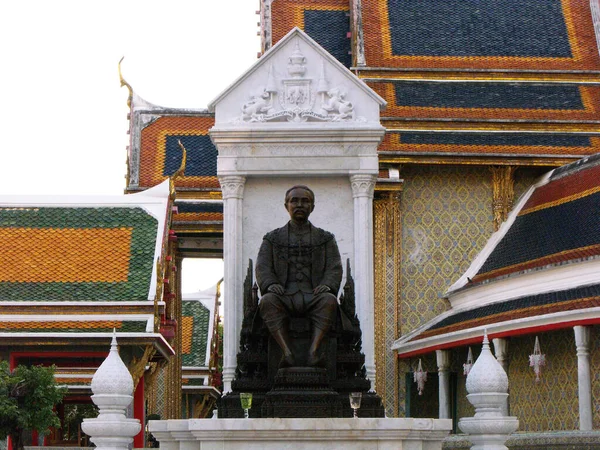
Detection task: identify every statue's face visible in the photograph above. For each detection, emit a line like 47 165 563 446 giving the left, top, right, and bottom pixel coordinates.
285 187 314 223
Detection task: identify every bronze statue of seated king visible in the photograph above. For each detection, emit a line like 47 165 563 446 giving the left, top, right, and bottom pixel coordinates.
256 185 342 368
217 185 384 418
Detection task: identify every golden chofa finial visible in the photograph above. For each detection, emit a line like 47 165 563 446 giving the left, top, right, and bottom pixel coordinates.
169 140 187 199
118 56 133 108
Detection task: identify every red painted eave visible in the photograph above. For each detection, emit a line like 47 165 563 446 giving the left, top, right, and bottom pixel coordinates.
396 317 600 358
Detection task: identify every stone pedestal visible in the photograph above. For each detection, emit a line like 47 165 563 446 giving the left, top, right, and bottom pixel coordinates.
149 418 452 450
261 367 340 418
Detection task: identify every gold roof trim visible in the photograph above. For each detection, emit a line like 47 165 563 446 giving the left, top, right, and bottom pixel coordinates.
118 57 133 109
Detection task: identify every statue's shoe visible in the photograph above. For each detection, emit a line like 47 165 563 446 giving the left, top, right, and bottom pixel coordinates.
279 353 296 368
307 352 326 368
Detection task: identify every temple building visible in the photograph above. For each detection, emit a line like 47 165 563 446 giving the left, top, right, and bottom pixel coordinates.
0 180 221 446
121 0 600 434
2 0 600 446
255 0 600 433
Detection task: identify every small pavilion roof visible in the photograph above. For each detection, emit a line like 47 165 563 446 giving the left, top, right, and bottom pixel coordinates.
0 181 170 302
393 154 600 357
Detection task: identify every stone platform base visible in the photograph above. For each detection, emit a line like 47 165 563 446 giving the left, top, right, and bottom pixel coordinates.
149 418 452 450
443 431 600 449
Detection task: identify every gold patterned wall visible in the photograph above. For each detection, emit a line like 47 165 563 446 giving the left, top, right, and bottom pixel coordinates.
374 192 401 416
399 165 494 335
514 168 545 203
398 352 437 418
452 346 476 420
397 358 411 417
509 331 578 431
590 326 600 429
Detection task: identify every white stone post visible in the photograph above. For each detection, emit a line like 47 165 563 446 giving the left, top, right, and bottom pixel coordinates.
574 325 593 431
219 175 246 393
81 333 141 450
350 173 376 389
459 332 518 450
492 337 509 416
436 349 451 419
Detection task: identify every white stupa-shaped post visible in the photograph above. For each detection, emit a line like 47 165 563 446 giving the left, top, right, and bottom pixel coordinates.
459 331 518 450
81 331 141 450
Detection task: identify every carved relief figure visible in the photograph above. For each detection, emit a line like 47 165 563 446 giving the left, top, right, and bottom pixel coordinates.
241 91 273 121
321 87 354 121
256 186 342 368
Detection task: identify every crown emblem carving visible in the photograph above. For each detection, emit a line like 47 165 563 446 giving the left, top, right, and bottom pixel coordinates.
237 40 359 123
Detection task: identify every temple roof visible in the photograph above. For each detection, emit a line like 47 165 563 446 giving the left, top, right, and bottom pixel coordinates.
181 285 220 394
461 153 600 288
0 182 170 302
271 0 351 68
263 1 600 162
182 287 216 368
361 0 600 71
393 153 600 356
0 182 175 360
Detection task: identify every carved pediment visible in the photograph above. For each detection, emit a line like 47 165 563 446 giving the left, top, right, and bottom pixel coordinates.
208 28 385 126
238 42 360 123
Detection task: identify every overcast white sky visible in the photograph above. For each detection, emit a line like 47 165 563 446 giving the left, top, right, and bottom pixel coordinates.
0 1 260 291
0 0 259 196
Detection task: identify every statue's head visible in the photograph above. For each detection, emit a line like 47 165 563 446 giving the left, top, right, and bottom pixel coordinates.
284 185 315 224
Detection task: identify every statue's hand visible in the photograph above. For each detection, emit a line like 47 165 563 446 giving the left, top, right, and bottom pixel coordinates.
268 284 284 295
313 285 331 295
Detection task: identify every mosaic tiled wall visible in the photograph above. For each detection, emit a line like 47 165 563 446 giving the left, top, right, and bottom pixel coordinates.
452 346 476 421
397 345 481 420
514 168 545 205
155 367 166 418
590 326 600 429
400 165 494 335
509 330 578 431
399 352 437 418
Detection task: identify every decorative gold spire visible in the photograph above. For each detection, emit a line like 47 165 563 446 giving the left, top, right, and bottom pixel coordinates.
154 256 164 332
490 166 516 231
118 56 133 108
169 140 187 199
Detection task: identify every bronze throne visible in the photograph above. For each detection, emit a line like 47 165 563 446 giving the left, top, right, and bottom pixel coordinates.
217 259 384 418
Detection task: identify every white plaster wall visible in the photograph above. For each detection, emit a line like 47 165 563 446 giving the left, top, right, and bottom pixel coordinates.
242 176 354 296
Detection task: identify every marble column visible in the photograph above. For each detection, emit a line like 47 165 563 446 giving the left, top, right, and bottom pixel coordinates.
219 175 246 393
350 174 377 389
574 325 593 431
492 337 510 416
436 350 451 419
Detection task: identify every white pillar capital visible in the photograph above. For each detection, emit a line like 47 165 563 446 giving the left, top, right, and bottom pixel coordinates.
350 174 376 198
219 175 246 199
436 349 451 371
574 325 591 352
492 338 509 367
